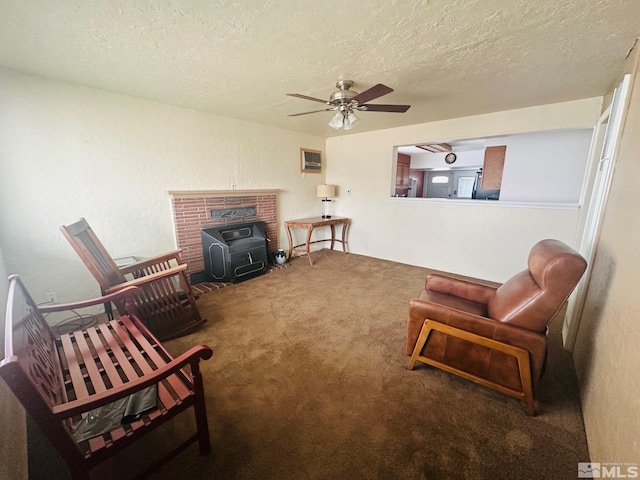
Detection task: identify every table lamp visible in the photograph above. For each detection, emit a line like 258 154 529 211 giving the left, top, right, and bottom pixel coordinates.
317 184 336 218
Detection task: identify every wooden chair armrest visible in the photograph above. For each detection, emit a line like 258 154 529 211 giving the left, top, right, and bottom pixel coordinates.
38 286 142 314
105 265 187 292
52 345 213 419
119 250 183 275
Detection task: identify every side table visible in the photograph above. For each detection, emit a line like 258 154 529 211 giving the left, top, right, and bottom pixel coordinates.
284 216 350 266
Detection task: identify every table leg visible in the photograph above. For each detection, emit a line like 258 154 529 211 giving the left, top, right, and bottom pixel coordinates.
341 221 348 253
305 225 314 266
330 225 336 250
286 224 294 260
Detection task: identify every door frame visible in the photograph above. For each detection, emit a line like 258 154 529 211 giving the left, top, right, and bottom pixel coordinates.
563 74 631 350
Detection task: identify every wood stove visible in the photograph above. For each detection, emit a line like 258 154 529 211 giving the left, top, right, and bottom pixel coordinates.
201 221 268 283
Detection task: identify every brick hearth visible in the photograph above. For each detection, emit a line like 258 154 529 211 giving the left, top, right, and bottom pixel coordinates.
169 190 279 282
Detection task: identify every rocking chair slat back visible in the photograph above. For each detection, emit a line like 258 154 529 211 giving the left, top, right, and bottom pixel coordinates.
60 218 206 341
60 218 125 292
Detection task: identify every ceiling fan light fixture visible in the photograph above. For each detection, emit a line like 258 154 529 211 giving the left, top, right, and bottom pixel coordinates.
346 111 359 128
290 80 410 130
342 111 357 131
328 111 344 129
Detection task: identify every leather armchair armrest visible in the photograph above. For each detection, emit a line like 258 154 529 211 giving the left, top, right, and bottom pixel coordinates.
407 298 494 354
426 274 497 305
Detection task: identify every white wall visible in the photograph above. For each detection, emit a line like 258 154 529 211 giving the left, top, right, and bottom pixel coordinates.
326 98 602 282
0 69 325 304
494 129 593 203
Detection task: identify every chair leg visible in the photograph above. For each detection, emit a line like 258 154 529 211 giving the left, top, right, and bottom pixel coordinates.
407 319 431 371
514 348 536 416
191 362 211 455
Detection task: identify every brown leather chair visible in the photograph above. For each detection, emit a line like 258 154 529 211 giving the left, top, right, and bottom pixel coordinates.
406 239 587 415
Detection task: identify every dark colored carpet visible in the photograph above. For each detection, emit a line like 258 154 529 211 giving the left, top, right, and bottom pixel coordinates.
29 250 589 479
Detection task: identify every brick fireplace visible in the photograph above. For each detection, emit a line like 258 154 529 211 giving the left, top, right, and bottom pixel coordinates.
169 190 279 283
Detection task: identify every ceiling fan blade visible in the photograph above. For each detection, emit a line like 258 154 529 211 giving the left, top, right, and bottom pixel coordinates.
288 108 334 117
286 93 329 104
361 104 411 113
351 84 394 105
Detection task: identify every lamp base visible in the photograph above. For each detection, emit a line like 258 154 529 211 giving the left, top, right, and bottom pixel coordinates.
321 198 333 219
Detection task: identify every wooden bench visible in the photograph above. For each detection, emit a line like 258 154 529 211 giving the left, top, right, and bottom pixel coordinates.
0 275 213 479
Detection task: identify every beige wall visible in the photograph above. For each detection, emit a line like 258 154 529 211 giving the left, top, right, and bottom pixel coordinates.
0 68 325 304
573 52 640 461
325 98 602 282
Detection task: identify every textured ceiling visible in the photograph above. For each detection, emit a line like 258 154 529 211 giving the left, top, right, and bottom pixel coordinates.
1 0 638 138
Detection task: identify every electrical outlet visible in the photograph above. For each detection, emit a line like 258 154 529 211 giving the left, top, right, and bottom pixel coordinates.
231 184 237 190
46 292 58 304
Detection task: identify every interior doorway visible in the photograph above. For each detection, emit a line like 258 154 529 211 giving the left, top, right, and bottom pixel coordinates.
425 172 452 198
424 169 478 199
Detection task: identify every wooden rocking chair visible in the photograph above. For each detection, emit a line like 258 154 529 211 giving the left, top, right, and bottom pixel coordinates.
60 218 206 341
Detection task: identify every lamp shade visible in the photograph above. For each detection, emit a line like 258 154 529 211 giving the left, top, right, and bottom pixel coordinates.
317 184 336 198
343 111 359 130
328 112 344 130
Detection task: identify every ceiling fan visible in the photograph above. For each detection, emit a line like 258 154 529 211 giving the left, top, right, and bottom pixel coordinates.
287 80 411 130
